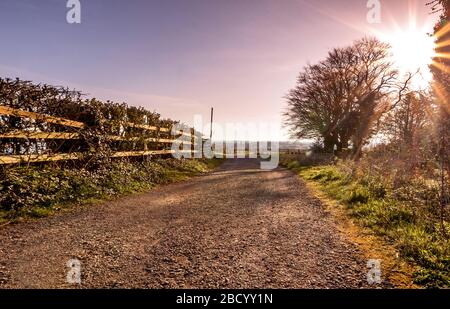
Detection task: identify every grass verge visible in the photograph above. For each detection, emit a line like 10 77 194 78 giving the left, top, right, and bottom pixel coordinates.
0 158 223 224
284 161 450 288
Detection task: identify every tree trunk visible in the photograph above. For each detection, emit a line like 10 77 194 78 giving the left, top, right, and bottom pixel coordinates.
323 134 338 153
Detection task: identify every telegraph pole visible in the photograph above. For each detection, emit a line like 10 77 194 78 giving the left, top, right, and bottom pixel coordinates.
210 107 214 141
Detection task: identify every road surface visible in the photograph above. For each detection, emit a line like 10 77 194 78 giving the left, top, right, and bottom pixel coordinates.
0 159 378 288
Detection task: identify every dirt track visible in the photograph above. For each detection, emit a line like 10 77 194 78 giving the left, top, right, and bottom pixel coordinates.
0 159 383 288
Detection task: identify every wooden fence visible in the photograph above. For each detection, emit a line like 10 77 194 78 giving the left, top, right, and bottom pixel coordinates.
0 105 199 165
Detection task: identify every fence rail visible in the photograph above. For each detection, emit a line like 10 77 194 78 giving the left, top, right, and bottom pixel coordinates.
0 131 190 144
0 105 85 128
0 105 198 165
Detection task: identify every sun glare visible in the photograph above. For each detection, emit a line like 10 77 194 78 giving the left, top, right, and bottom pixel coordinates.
375 20 437 89
390 30 435 70
387 27 436 86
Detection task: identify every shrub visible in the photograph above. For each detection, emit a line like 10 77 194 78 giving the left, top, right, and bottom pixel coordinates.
0 158 216 219
287 160 301 170
344 185 370 204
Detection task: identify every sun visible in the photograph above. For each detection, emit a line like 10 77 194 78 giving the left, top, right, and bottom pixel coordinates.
374 22 437 89
389 29 435 72
386 27 436 87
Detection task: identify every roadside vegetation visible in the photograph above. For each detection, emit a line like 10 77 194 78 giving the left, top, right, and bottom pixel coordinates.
0 158 221 224
282 1 449 288
282 154 449 288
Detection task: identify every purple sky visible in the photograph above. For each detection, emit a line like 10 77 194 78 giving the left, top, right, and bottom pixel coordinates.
0 0 438 140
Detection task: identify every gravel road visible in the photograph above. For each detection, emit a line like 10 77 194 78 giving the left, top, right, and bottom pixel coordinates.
0 159 379 288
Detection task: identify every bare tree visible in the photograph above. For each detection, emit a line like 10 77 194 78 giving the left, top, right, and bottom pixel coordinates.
381 91 434 147
428 0 450 16
284 61 345 151
285 37 412 157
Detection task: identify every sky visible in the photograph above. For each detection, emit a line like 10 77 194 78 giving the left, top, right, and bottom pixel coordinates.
0 0 439 141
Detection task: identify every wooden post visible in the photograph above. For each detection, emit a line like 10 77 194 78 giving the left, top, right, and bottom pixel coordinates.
210 107 214 141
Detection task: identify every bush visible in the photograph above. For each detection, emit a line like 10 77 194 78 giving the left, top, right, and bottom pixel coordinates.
0 158 217 219
287 160 301 170
345 185 370 204
303 166 345 182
